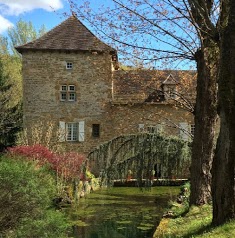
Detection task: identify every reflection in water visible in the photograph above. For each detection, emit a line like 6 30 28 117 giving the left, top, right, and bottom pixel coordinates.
68 187 179 238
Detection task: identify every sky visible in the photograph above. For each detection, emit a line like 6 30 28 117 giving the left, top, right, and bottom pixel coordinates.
0 0 71 35
0 0 195 69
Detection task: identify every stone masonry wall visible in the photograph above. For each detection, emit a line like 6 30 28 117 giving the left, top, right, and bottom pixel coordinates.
22 50 194 155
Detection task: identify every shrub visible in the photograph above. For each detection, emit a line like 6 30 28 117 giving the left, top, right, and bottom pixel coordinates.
0 156 68 237
13 210 69 238
8 145 86 180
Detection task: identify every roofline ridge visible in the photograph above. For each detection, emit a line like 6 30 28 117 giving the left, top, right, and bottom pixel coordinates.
15 15 116 53
71 15 116 52
15 15 70 49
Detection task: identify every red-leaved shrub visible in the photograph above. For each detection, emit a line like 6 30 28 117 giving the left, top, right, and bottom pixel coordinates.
8 145 86 180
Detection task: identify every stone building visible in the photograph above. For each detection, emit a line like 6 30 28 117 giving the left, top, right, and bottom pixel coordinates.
16 16 195 154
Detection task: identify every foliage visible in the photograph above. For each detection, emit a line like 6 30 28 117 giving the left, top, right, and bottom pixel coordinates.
167 182 190 218
0 57 22 150
17 120 64 151
8 18 47 55
12 210 69 238
0 54 22 107
70 0 199 68
71 0 218 209
8 144 86 180
0 18 47 149
88 133 191 186
0 155 68 237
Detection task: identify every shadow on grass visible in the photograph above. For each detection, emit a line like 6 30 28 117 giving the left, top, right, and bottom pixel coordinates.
180 223 212 238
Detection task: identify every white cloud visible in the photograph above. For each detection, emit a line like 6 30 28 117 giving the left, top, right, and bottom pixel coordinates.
0 0 63 16
0 15 13 34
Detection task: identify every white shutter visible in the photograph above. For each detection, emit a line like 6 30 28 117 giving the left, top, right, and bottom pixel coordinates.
138 124 145 133
156 124 163 134
59 121 66 142
179 122 189 140
79 121 85 142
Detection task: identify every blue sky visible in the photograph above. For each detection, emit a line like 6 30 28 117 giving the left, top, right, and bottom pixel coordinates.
0 0 112 35
0 0 71 35
0 0 195 69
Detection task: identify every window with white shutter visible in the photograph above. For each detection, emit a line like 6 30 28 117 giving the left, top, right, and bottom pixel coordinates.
58 121 85 142
66 123 78 141
138 124 145 133
179 122 190 140
147 124 164 135
79 121 85 142
59 121 66 142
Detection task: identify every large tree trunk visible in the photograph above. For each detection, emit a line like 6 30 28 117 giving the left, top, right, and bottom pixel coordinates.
212 0 235 225
190 44 218 205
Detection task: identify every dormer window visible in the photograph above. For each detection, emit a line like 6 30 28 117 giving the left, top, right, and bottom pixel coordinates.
66 62 73 69
167 86 177 99
60 84 76 102
162 74 178 100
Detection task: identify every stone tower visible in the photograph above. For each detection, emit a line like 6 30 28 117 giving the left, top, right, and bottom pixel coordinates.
16 16 118 153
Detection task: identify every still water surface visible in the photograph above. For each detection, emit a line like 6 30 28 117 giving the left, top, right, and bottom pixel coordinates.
68 187 179 238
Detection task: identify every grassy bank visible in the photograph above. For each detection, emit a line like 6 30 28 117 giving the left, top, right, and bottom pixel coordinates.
153 203 235 237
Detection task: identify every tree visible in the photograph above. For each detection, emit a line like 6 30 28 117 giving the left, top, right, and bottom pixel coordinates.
0 19 47 148
187 0 219 205
69 0 219 205
0 57 22 150
212 0 235 225
8 18 47 55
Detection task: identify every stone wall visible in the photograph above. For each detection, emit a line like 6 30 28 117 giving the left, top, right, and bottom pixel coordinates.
22 50 194 155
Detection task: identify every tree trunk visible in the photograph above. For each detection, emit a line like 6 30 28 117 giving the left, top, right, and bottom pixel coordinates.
190 43 218 205
212 0 235 225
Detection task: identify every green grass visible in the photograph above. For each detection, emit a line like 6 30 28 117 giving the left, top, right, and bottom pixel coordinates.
154 204 235 238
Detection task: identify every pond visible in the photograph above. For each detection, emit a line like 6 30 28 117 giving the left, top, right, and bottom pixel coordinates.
67 186 180 238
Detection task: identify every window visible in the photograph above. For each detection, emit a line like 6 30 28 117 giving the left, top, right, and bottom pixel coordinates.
68 85 76 101
67 123 78 141
92 124 100 137
60 85 76 102
60 85 67 101
167 86 177 99
190 124 195 136
169 89 176 99
66 62 73 69
61 85 67 91
147 126 156 133
147 124 163 135
138 124 145 133
179 122 190 140
59 121 85 142
68 85 75 91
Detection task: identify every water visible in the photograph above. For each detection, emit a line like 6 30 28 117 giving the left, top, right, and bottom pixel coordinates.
68 187 179 238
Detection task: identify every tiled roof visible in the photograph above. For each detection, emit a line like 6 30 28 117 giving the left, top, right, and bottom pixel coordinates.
15 16 116 53
112 69 196 103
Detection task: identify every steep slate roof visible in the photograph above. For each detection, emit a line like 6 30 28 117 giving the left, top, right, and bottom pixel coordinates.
113 70 196 103
15 15 116 53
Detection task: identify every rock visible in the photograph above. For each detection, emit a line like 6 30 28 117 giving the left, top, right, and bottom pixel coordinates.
162 211 175 218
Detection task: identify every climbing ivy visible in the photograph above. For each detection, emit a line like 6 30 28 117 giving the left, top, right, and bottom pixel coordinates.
87 133 191 187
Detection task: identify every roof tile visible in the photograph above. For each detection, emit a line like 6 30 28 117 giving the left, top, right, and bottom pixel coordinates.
15 16 115 53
